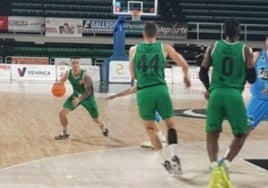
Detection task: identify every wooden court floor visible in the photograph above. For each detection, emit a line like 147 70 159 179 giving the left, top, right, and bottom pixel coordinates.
0 81 267 187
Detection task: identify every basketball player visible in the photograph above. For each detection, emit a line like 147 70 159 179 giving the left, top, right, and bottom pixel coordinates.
246 33 268 135
199 17 256 187
105 85 167 149
54 57 108 140
129 22 191 175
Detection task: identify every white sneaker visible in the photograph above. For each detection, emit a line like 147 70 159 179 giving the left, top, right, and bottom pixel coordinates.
99 122 108 137
140 140 154 149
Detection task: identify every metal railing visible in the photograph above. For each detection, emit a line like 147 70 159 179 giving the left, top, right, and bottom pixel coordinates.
188 22 268 41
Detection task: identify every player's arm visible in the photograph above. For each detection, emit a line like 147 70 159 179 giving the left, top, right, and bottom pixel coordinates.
106 86 137 100
164 44 191 88
199 44 213 91
244 46 256 84
79 73 93 102
55 71 68 84
129 46 136 80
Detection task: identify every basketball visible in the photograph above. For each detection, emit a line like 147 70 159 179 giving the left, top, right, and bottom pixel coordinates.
51 83 66 97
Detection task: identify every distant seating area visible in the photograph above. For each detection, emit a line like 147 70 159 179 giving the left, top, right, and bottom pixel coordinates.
179 0 268 24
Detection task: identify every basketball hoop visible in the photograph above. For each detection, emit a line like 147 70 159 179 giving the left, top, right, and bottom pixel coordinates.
131 10 141 21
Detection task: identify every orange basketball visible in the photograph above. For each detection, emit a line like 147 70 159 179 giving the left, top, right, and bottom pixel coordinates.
51 83 66 97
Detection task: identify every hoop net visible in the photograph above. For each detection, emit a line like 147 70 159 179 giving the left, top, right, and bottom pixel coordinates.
131 10 141 21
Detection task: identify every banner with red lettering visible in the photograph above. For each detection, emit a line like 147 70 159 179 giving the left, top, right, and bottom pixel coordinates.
8 16 45 33
0 16 8 31
11 56 49 65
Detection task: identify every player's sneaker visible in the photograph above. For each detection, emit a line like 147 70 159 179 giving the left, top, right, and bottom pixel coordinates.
100 123 109 137
162 160 173 174
140 140 154 149
171 155 182 175
208 166 223 188
219 162 232 188
54 132 70 140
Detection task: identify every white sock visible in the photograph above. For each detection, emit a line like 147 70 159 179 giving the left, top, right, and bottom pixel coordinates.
169 143 179 157
156 131 166 143
210 161 218 169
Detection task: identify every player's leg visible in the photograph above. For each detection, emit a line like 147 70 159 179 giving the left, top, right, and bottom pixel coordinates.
140 111 166 149
55 96 74 140
224 90 248 163
206 89 226 186
81 96 108 136
136 87 162 150
156 85 181 174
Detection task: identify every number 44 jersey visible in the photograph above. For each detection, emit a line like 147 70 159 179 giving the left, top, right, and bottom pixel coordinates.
133 41 167 89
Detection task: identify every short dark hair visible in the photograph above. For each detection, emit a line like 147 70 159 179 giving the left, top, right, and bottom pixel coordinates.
70 56 80 60
224 17 240 39
265 33 268 39
143 22 157 38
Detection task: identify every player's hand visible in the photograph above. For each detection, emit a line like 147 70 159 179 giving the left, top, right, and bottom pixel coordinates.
54 81 63 85
72 97 80 107
204 91 209 100
105 95 116 100
183 76 191 88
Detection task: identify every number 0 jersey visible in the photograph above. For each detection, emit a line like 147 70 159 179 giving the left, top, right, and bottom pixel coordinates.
210 40 246 92
133 41 166 89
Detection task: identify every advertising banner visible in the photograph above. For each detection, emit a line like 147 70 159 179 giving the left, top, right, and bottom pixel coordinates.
11 56 49 65
8 16 45 33
46 18 82 37
82 19 187 40
0 16 8 31
155 22 188 40
83 19 115 33
109 60 131 83
0 64 11 80
11 64 56 81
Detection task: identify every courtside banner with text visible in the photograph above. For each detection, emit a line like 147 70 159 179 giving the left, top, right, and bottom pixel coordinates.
0 64 11 80
46 18 82 37
11 64 56 81
8 16 45 33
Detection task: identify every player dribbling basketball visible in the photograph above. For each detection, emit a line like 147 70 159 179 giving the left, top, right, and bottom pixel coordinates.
54 57 108 140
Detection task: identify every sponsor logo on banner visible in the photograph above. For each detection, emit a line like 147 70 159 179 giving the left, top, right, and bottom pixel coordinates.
109 61 131 83
83 20 115 33
8 16 45 33
156 22 188 40
46 18 82 37
11 64 56 81
0 16 8 31
0 64 11 80
11 56 49 65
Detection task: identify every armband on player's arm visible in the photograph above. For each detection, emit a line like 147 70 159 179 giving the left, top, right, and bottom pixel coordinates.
246 68 256 84
199 66 210 90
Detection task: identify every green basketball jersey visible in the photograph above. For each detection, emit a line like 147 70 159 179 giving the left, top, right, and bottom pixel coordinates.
133 41 166 89
68 69 90 96
210 40 246 91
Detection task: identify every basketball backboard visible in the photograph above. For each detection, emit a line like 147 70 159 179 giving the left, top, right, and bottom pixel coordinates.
113 0 158 16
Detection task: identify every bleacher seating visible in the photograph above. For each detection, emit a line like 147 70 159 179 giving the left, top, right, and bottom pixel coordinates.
179 0 268 24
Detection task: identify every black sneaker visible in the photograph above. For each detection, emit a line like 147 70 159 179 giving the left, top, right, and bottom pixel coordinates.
54 132 70 140
171 155 182 175
100 123 109 137
162 160 173 174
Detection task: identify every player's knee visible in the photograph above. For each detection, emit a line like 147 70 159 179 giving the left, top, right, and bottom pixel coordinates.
168 128 177 144
234 133 247 139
